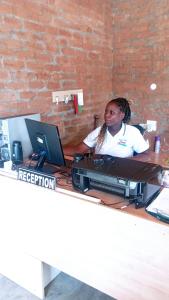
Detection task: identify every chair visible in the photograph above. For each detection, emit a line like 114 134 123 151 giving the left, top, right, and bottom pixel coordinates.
132 124 145 135
132 124 146 156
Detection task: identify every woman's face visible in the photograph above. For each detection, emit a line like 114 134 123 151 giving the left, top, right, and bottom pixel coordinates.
104 102 125 127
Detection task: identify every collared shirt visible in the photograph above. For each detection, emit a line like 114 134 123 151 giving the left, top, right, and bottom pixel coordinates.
83 123 149 157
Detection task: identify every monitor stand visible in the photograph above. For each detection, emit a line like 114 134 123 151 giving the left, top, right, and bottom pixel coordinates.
27 163 61 175
32 151 60 174
35 164 61 175
28 151 68 175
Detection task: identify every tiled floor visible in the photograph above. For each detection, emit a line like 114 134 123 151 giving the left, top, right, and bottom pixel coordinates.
0 272 114 300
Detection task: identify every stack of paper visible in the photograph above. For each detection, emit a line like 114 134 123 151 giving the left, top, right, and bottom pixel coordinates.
146 188 169 223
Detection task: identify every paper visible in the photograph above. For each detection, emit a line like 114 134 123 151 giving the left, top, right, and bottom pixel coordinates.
146 188 169 222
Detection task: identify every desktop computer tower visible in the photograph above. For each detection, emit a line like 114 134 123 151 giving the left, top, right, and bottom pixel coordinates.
0 113 40 162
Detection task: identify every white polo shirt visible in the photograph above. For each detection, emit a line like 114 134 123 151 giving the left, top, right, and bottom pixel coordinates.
83 123 149 157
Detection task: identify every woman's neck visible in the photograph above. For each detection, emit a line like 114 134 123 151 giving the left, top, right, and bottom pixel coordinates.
107 123 123 136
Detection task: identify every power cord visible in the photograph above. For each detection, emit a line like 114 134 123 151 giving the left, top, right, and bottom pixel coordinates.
101 199 127 206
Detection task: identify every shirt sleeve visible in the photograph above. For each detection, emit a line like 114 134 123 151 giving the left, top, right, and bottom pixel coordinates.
132 129 149 153
83 127 101 148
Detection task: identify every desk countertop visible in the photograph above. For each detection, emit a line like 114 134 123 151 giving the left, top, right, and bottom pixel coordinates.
65 151 169 168
131 151 169 168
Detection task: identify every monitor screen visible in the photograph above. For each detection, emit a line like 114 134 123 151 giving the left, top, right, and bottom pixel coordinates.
25 118 66 174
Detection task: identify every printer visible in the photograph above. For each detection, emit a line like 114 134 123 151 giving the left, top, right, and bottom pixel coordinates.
72 155 162 208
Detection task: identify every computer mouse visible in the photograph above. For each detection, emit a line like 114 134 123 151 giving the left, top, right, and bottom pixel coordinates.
73 153 84 163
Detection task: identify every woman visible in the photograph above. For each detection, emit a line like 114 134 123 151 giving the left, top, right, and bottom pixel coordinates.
64 98 149 157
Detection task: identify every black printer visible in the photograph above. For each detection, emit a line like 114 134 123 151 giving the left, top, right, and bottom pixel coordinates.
72 154 162 208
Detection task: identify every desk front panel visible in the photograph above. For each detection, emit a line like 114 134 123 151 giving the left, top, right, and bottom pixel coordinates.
1 175 169 300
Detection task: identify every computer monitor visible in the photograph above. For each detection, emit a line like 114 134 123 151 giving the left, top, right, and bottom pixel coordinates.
25 118 66 174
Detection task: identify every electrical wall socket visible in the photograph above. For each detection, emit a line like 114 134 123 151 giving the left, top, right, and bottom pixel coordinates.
53 95 59 103
52 89 83 103
146 120 157 132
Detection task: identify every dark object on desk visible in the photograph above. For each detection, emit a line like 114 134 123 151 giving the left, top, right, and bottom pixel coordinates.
72 155 162 209
73 153 84 163
0 159 4 168
73 152 94 163
11 162 21 171
12 140 23 165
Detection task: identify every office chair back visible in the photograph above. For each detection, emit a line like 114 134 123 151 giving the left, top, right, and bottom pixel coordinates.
132 124 145 135
132 124 146 156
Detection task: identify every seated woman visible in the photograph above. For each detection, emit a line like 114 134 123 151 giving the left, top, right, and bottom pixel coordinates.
64 97 149 158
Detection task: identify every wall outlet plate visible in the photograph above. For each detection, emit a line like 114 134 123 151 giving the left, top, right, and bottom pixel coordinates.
147 120 157 132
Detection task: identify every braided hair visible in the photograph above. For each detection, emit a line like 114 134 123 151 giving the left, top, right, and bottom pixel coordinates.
96 98 131 150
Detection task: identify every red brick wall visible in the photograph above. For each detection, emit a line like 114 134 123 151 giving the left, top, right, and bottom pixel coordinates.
112 0 169 152
0 0 113 144
1 1 169 152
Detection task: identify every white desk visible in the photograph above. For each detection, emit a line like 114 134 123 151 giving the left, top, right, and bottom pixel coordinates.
0 174 169 300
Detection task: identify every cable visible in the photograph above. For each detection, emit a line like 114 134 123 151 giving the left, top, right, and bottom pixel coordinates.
115 202 133 210
101 199 127 206
28 158 33 168
56 176 72 187
56 182 72 187
57 169 71 178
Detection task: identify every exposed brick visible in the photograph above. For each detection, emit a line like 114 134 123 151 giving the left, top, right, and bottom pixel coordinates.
1 1 168 153
46 82 61 90
20 91 35 100
0 70 10 80
24 21 45 33
0 3 13 14
4 59 25 70
3 16 23 30
0 92 18 102
2 39 23 50
5 81 28 90
112 0 169 150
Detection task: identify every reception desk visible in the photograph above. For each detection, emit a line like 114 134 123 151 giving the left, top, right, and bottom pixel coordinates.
0 152 169 299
